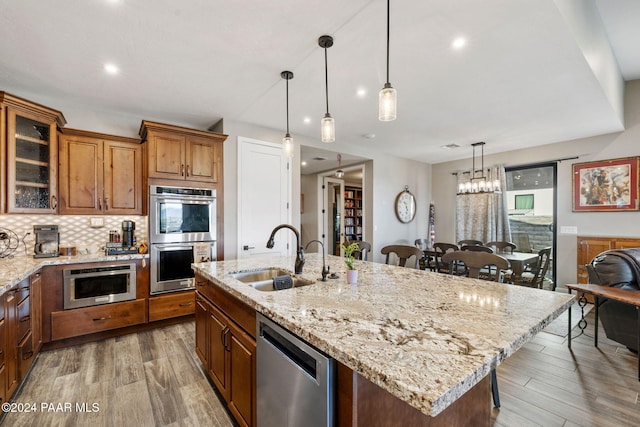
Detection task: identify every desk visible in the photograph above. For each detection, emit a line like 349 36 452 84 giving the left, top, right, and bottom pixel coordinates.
502 252 539 283
567 283 640 381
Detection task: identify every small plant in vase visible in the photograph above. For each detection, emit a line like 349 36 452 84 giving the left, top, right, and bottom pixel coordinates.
340 241 360 284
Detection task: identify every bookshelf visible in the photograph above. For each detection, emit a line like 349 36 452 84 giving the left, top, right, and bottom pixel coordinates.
344 186 363 241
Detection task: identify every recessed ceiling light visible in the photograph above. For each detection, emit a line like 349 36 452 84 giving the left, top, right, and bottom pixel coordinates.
441 143 460 149
301 161 307 166
356 88 367 98
312 156 327 161
361 133 376 139
104 63 119 75
303 117 311 124
452 37 466 49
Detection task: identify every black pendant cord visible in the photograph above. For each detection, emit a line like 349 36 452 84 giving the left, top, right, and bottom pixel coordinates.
385 0 390 85
285 78 290 134
324 47 330 115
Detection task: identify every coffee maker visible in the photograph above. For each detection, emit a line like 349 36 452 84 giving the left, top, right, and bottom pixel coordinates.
122 220 135 248
33 225 59 258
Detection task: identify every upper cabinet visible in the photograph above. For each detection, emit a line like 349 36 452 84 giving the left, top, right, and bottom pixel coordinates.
58 129 143 215
1 92 66 213
139 120 227 184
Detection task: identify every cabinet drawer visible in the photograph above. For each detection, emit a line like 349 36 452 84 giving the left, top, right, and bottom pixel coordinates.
149 291 195 322
16 287 29 304
17 295 31 343
18 331 35 379
51 299 147 341
0 318 4 367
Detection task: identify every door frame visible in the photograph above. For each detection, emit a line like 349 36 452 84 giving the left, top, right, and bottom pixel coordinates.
505 162 557 289
316 164 366 255
237 136 292 258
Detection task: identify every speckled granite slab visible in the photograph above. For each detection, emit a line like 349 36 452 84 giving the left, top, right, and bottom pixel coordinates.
0 253 149 296
192 253 574 417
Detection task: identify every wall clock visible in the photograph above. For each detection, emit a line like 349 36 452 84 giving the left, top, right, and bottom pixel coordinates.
395 186 416 223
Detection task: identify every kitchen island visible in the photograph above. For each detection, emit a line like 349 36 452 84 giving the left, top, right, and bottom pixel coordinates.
192 253 574 425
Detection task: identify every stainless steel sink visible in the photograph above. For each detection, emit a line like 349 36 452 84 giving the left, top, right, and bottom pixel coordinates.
229 268 314 292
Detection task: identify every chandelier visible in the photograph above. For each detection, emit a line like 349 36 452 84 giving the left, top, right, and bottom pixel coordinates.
457 142 501 194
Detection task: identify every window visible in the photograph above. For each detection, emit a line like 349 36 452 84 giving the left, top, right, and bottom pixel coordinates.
515 194 534 210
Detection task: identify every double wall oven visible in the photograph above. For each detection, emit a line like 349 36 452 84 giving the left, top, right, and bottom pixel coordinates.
149 185 217 295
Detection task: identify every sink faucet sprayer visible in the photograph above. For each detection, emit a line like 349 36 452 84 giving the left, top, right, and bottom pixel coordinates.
304 240 329 282
266 224 305 274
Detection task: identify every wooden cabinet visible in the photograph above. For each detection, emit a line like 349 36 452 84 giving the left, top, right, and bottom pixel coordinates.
0 270 41 403
50 299 147 341
577 236 640 284
148 290 195 322
58 128 143 215
195 274 256 427
0 91 66 213
344 186 363 241
139 120 226 184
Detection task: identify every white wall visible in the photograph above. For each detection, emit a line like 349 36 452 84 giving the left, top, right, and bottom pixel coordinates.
432 79 640 287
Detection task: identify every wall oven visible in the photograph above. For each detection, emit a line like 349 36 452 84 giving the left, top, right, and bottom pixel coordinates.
150 241 216 295
63 263 136 309
149 185 216 243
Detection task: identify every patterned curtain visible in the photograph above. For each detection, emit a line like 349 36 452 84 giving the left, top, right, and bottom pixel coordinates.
455 165 511 244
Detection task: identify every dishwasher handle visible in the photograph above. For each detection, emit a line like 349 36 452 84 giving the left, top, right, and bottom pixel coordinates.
260 323 318 379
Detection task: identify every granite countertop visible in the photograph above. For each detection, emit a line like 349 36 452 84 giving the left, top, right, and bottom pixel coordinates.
0 253 149 296
192 253 574 418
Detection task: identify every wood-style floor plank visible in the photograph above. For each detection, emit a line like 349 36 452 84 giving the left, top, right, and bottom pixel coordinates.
3 308 640 426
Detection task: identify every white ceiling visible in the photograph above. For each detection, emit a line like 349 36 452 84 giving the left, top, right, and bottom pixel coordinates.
0 0 638 169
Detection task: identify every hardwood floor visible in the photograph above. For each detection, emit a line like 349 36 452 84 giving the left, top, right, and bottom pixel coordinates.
2 308 639 426
493 308 640 427
1 322 234 427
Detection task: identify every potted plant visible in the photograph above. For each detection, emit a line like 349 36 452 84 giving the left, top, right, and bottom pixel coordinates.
340 241 361 284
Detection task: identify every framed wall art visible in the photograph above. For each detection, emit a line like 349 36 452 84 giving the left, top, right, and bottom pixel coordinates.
572 156 640 211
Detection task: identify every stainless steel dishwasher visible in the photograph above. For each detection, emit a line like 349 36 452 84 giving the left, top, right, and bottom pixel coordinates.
256 313 334 427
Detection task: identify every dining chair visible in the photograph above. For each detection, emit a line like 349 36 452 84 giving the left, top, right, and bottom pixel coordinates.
415 239 430 270
458 239 483 247
441 251 510 282
516 246 552 288
460 244 494 253
381 245 423 269
431 242 460 273
485 241 516 254
511 232 532 253
346 240 372 261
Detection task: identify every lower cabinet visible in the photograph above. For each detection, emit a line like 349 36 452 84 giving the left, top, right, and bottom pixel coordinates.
195 277 256 427
2 270 41 403
50 299 147 341
148 290 195 322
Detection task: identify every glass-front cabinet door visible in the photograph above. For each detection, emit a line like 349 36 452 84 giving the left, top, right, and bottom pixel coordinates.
4 100 65 213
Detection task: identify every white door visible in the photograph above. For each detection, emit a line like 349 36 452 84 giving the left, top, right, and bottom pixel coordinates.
238 137 291 258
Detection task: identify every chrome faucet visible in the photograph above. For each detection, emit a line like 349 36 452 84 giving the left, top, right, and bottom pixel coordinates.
266 224 305 274
305 240 329 282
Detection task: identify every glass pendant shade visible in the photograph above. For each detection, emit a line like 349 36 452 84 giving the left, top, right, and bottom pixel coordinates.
321 113 335 143
282 134 293 157
379 83 397 121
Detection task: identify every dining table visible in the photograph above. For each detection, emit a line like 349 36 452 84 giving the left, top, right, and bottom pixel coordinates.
501 251 540 283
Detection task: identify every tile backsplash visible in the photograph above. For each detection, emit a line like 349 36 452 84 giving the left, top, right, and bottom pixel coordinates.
0 214 147 257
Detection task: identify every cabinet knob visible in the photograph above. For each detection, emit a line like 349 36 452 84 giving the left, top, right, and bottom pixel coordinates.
104 197 109 211
93 315 112 321
181 164 185 176
186 165 190 177
22 351 34 360
51 195 58 209
179 301 194 307
20 315 31 323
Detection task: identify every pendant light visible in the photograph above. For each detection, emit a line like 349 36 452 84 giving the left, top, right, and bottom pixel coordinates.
281 70 294 158
379 0 397 121
335 153 344 178
319 35 335 143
